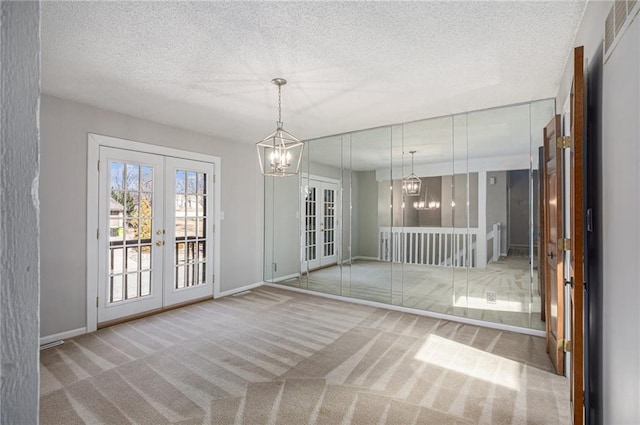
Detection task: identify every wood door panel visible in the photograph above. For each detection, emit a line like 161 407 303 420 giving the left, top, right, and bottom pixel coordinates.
570 45 585 425
544 114 564 376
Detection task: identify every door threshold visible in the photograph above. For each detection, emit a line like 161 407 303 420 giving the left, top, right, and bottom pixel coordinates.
98 295 212 329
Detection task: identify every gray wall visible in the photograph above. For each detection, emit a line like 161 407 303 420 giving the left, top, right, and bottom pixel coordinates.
354 171 378 258
341 169 352 261
507 170 529 247
601 13 640 425
40 95 264 338
417 177 442 227
556 2 640 423
486 171 507 254
1 2 40 422
264 176 299 281
441 173 478 228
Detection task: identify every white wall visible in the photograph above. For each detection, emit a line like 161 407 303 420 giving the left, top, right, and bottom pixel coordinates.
556 2 640 423
0 2 41 422
40 95 264 339
601 13 640 425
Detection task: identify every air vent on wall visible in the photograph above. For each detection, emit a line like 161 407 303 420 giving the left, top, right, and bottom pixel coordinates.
604 0 640 61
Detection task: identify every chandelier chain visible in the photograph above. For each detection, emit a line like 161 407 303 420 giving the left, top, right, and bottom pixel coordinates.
277 85 282 126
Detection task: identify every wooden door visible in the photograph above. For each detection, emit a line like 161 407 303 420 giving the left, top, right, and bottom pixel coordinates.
569 45 585 425
544 114 564 375
538 146 546 322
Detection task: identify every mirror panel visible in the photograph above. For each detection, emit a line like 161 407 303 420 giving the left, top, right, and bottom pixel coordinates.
263 99 555 331
350 126 393 304
303 135 343 296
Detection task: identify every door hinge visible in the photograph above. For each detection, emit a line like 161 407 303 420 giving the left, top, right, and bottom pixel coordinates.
97 160 100 171
557 136 572 149
213 224 215 233
96 297 99 307
564 277 575 288
213 175 216 183
212 274 215 283
558 339 572 353
97 229 100 239
558 238 571 251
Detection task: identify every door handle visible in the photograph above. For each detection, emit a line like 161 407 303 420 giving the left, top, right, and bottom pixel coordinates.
564 277 574 288
547 252 554 259
155 240 165 247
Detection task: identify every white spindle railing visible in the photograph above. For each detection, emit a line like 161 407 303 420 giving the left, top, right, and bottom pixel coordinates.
379 226 482 268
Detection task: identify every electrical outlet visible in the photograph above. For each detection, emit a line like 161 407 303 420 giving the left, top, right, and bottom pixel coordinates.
486 291 497 304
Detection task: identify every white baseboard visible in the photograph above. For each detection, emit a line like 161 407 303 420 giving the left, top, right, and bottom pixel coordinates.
40 327 87 346
218 281 264 297
352 256 380 262
263 273 300 284
265 283 545 338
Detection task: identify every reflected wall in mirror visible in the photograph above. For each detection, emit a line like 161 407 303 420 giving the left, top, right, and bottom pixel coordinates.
264 99 554 331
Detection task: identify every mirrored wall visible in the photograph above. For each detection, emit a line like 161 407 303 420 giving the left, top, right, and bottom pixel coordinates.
264 99 554 330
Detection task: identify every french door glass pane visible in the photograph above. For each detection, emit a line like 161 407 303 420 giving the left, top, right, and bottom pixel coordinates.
324 188 336 257
174 169 207 289
108 160 154 304
305 187 317 261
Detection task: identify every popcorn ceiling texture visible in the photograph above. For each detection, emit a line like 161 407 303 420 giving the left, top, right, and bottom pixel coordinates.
41 1 586 144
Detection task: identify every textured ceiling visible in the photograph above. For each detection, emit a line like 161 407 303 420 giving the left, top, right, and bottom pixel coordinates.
41 1 586 146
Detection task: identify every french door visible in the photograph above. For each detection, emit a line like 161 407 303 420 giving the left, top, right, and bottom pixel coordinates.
303 178 339 271
97 147 215 323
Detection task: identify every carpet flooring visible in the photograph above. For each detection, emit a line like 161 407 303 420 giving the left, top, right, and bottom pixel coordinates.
40 286 569 424
282 256 544 330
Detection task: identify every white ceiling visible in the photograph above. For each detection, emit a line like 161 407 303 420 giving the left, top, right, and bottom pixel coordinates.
41 1 586 146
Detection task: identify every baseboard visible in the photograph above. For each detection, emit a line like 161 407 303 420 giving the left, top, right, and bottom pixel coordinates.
40 327 87 346
263 273 300 284
352 256 380 262
265 283 545 338
218 281 264 297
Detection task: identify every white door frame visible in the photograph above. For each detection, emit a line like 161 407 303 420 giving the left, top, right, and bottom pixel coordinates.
87 133 221 333
301 173 341 271
97 148 165 323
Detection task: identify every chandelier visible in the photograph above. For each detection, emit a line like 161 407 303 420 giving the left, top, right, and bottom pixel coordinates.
256 78 304 177
413 180 440 210
402 150 421 196
414 198 441 211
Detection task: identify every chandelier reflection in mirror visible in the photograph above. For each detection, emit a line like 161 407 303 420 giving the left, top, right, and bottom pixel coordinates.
402 150 421 196
413 198 441 210
413 179 441 210
256 78 304 177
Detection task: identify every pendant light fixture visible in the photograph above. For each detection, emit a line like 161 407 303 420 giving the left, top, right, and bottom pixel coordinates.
256 78 304 177
402 150 421 196
413 180 441 210
413 198 441 210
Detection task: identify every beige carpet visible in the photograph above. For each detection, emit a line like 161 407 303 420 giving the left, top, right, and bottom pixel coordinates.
40 286 569 424
284 256 544 331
